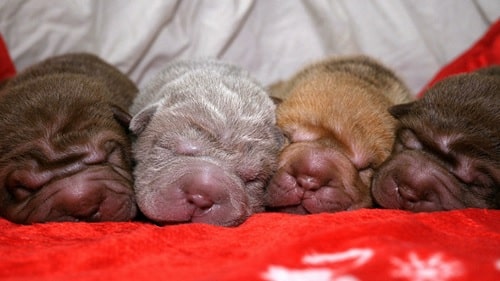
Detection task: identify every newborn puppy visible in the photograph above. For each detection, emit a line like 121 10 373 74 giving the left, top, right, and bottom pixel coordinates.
129 59 283 226
265 55 412 214
0 53 138 223
372 66 500 211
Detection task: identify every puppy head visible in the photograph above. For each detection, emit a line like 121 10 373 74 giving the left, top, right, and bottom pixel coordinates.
372 72 500 211
130 65 284 226
0 74 137 223
266 71 402 213
6 53 138 110
266 56 413 214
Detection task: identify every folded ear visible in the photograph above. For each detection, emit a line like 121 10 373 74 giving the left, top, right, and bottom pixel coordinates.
388 102 415 119
271 125 288 148
110 105 132 129
129 103 159 135
270 96 283 105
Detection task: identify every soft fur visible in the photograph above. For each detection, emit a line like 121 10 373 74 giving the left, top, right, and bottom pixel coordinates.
130 59 284 226
0 53 138 223
265 55 413 214
372 66 500 211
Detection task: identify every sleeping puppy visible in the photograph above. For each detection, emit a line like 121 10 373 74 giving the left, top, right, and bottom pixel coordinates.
0 53 138 223
129 59 284 226
372 66 500 211
265 55 412 214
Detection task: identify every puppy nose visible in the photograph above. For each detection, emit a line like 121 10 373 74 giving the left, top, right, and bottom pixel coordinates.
187 193 213 209
397 184 420 203
296 175 321 190
181 164 231 209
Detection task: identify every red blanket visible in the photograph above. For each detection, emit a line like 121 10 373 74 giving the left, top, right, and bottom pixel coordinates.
0 35 15 83
1 209 499 281
1 20 500 281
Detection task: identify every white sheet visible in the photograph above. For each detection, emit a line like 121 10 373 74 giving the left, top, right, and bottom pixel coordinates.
1 0 499 95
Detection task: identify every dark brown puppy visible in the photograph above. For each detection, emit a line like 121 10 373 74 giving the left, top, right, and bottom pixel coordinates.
265 55 413 214
0 53 138 223
372 66 500 211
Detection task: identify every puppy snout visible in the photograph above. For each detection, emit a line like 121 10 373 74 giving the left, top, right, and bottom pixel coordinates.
187 193 214 210
176 163 249 225
396 182 420 203
182 165 230 206
296 175 321 190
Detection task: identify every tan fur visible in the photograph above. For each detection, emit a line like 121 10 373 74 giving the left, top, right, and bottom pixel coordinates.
266 55 413 214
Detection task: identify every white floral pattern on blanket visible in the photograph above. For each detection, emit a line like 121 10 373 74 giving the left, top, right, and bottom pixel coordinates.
260 248 483 281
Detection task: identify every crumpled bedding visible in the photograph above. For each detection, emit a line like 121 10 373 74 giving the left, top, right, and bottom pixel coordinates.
1 2 500 281
0 0 499 94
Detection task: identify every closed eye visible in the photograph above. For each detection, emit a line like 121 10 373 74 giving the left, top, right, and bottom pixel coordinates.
398 129 422 150
283 131 292 144
5 172 43 202
398 128 454 164
174 141 202 156
459 177 495 201
6 182 34 202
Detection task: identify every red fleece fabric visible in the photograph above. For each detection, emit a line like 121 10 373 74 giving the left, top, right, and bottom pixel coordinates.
1 210 499 281
1 21 500 281
0 35 16 82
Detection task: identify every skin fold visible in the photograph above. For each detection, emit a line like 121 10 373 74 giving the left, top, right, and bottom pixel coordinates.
372 66 500 211
130 59 284 227
0 53 138 223
265 55 413 214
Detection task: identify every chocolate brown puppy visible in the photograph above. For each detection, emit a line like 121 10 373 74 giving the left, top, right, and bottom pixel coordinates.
265 55 412 214
0 53 138 223
130 59 284 226
372 66 500 211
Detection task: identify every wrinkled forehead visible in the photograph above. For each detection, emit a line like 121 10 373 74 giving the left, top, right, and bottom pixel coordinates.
155 68 274 111
151 108 277 153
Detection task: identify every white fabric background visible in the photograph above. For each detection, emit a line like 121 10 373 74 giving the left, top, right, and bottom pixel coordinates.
0 0 499 95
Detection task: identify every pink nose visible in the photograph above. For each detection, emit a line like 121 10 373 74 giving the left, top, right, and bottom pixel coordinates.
187 193 213 209
296 175 321 190
180 164 233 208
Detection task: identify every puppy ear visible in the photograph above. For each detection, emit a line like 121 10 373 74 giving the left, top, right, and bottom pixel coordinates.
270 96 283 105
129 104 159 135
389 102 414 119
110 105 132 129
271 125 288 148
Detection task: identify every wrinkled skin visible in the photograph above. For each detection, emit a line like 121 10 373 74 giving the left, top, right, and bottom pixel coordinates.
0 53 138 223
265 56 413 214
130 60 284 226
372 67 500 211
266 141 370 214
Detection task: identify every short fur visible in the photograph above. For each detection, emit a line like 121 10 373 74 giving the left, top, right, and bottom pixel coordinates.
0 53 138 223
372 66 500 211
266 55 413 214
130 59 284 226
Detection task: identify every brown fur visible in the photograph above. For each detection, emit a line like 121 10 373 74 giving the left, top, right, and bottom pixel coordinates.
0 53 138 223
265 55 412 214
372 66 500 211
